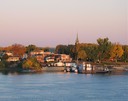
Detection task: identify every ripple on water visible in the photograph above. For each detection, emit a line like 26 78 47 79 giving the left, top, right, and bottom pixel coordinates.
0 73 128 101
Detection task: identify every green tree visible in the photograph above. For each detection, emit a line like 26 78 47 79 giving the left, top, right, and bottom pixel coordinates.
0 61 5 69
121 45 128 62
97 37 112 61
2 54 9 60
0 60 9 70
26 45 38 53
83 44 99 62
42 47 50 52
68 45 75 60
75 43 80 61
55 44 76 60
55 45 69 54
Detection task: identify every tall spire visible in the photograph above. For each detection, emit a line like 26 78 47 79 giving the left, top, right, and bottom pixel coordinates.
75 33 79 64
75 33 79 45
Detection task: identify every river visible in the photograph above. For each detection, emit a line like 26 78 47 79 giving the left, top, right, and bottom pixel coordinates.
0 72 128 101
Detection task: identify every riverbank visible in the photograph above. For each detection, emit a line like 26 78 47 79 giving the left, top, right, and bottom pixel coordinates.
41 65 128 74
0 64 128 74
42 67 65 72
42 64 128 73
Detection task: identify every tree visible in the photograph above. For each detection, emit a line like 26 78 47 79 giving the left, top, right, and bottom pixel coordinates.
83 44 99 62
2 54 9 60
68 45 75 60
0 60 9 69
0 61 5 69
26 44 38 53
97 38 112 61
42 47 50 52
110 43 124 62
75 43 80 61
3 46 12 52
55 45 69 54
121 45 128 62
22 57 41 70
11 44 26 57
78 50 87 60
22 59 33 69
0 47 3 52
55 44 76 60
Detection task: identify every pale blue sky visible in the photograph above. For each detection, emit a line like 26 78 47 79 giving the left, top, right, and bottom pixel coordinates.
0 0 128 47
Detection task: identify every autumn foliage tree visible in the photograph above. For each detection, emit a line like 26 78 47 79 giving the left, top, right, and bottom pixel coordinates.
110 43 124 62
22 57 41 70
78 50 87 60
11 44 26 57
3 46 12 52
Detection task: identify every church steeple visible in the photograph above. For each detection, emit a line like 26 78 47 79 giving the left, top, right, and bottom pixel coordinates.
75 33 80 63
75 33 79 45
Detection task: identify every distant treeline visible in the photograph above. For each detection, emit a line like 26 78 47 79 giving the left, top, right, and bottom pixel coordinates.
0 37 128 63
0 44 55 57
55 38 128 62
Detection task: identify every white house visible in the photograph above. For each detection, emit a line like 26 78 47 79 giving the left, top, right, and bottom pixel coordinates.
30 50 44 56
54 61 64 67
5 52 13 56
60 54 72 62
7 56 20 62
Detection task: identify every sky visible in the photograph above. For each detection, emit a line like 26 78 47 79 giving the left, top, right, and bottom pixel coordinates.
0 0 128 47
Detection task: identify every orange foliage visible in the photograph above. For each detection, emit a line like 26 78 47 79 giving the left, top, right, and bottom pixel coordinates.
11 44 26 57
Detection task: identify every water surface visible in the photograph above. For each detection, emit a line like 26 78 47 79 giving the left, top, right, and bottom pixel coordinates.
0 72 128 101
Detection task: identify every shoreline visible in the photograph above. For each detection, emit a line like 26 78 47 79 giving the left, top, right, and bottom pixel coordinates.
0 65 128 74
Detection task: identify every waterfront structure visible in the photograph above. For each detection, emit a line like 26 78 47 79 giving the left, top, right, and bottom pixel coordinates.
30 50 44 56
7 56 20 62
54 61 64 67
60 54 72 62
35 55 44 63
45 56 55 62
29 50 72 64
0 51 13 57
5 52 13 57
